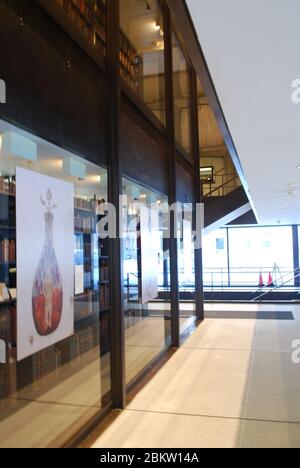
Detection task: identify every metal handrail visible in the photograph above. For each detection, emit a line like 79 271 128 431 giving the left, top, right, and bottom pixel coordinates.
214 164 237 177
204 173 240 198
253 272 300 301
202 266 296 289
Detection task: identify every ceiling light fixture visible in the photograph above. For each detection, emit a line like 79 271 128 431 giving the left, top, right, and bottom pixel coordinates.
1 132 37 162
62 157 86 180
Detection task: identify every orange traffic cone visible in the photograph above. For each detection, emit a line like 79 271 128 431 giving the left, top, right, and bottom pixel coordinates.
258 272 265 288
267 272 275 288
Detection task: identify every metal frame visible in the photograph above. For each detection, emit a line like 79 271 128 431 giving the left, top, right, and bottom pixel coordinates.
107 0 126 410
163 3 180 347
190 68 204 321
292 225 300 287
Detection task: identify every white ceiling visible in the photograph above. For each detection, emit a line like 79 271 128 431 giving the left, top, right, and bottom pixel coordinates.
187 0 300 225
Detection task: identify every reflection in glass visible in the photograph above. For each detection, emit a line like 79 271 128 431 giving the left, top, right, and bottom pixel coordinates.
173 33 191 154
122 179 171 385
120 0 166 125
0 122 111 448
177 205 196 333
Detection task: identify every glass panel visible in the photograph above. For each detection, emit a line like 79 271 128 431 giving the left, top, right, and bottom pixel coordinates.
173 33 191 154
202 228 229 287
122 179 171 386
55 0 107 57
120 0 166 125
178 205 196 333
228 226 294 286
0 121 111 448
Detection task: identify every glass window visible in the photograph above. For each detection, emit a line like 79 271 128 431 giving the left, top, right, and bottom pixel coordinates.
173 33 191 154
0 121 110 447
178 206 196 333
55 0 107 57
202 228 229 287
122 179 171 386
120 0 166 125
228 226 294 286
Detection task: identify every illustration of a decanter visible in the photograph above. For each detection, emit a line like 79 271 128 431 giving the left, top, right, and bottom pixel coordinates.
32 189 63 336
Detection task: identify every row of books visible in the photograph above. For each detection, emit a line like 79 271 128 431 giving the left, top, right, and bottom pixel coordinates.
120 30 143 93
75 215 96 232
56 0 106 49
74 196 95 212
0 303 16 344
0 178 16 196
0 239 16 264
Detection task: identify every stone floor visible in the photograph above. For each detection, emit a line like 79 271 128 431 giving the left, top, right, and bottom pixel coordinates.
92 303 300 448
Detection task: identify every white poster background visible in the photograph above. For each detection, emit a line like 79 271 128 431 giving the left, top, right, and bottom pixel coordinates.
140 207 159 304
183 219 193 285
16 167 74 361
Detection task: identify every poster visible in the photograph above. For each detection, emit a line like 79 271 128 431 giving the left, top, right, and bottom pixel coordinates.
16 167 74 361
140 207 159 304
75 265 84 296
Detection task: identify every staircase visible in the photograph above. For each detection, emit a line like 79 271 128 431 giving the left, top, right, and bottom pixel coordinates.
202 167 255 234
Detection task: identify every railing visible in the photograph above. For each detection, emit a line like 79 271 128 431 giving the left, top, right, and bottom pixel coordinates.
252 267 300 302
203 266 296 290
202 173 240 198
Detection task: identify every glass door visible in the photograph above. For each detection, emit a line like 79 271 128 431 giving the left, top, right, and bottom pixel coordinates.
122 178 171 386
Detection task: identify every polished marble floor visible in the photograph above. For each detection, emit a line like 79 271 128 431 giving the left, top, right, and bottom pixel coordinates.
92 303 300 449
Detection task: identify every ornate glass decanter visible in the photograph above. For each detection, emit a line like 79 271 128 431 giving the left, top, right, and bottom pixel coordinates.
32 189 63 336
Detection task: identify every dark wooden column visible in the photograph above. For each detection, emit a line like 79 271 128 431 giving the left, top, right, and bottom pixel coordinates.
107 0 125 409
190 68 204 321
163 4 180 347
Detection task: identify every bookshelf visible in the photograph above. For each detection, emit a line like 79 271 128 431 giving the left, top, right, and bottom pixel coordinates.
55 0 107 55
120 29 143 96
74 195 110 321
0 189 110 398
0 177 16 294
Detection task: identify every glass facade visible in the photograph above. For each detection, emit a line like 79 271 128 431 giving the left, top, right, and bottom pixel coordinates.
122 179 171 385
203 226 295 287
0 122 111 448
119 0 166 125
173 33 191 154
0 0 205 447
